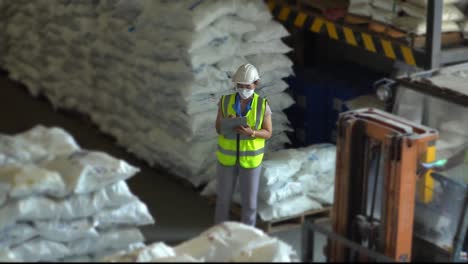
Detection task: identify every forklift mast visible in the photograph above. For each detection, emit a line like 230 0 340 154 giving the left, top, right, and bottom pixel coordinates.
328 108 438 262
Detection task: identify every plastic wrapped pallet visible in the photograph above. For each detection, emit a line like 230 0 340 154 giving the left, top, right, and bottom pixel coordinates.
103 222 298 262
401 2 464 21
407 0 461 7
34 219 99 243
0 250 22 262
294 144 336 205
396 2 465 35
0 125 80 166
348 0 373 17
40 151 140 194
371 7 399 25
8 238 70 262
461 20 468 39
0 224 38 248
202 144 336 222
347 0 466 35
1 0 295 188
372 0 402 12
393 16 461 35
370 0 401 24
260 181 303 205
0 126 155 262
67 228 145 256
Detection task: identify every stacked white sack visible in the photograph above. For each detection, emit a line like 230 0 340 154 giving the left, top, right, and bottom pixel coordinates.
201 144 336 222
2 0 49 96
347 0 373 18
370 0 402 25
347 0 465 35
0 126 154 262
394 0 464 35
1 0 295 188
347 0 401 25
347 0 402 26
101 222 299 262
0 0 7 67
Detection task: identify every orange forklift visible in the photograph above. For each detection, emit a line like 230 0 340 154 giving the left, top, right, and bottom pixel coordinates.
302 107 467 262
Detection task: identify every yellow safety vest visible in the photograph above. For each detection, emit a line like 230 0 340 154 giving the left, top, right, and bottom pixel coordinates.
217 93 267 169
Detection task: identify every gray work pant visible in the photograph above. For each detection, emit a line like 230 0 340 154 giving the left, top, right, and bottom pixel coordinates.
214 162 261 226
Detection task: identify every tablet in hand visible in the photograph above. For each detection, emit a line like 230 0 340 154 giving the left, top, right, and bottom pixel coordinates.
220 117 247 138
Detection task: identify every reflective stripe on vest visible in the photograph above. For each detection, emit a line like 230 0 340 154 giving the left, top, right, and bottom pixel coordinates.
217 145 265 157
217 93 267 168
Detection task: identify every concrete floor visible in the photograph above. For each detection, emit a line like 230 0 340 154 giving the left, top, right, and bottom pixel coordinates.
0 70 326 259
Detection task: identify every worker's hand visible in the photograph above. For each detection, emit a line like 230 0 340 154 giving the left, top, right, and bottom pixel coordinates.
227 114 236 119
235 125 254 136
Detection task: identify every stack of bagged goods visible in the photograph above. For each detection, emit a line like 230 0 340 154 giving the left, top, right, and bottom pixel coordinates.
1 0 51 96
0 126 155 262
394 0 465 35
370 0 402 25
462 20 468 40
348 0 402 25
347 0 373 18
1 0 295 188
0 0 6 68
292 144 336 206
347 0 402 25
202 144 336 222
347 0 466 36
100 222 299 262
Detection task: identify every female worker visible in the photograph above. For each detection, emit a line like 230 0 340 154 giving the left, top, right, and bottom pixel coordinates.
214 64 273 226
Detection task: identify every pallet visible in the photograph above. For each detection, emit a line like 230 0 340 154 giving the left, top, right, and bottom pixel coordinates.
344 14 407 39
258 207 331 233
345 14 465 46
206 195 332 234
368 21 407 39
344 14 371 25
411 31 464 49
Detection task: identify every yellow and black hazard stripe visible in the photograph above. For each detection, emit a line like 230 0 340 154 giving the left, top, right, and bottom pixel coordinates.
267 0 425 68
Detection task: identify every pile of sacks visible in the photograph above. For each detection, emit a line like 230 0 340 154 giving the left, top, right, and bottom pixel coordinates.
0 0 295 188
202 144 336 222
0 0 7 67
0 126 154 262
394 0 465 36
101 222 299 262
348 0 466 36
348 0 401 25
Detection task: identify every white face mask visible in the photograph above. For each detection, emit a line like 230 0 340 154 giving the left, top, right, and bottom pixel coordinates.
237 88 254 99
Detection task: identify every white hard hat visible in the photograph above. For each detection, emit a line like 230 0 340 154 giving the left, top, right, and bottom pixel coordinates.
232 63 260 85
